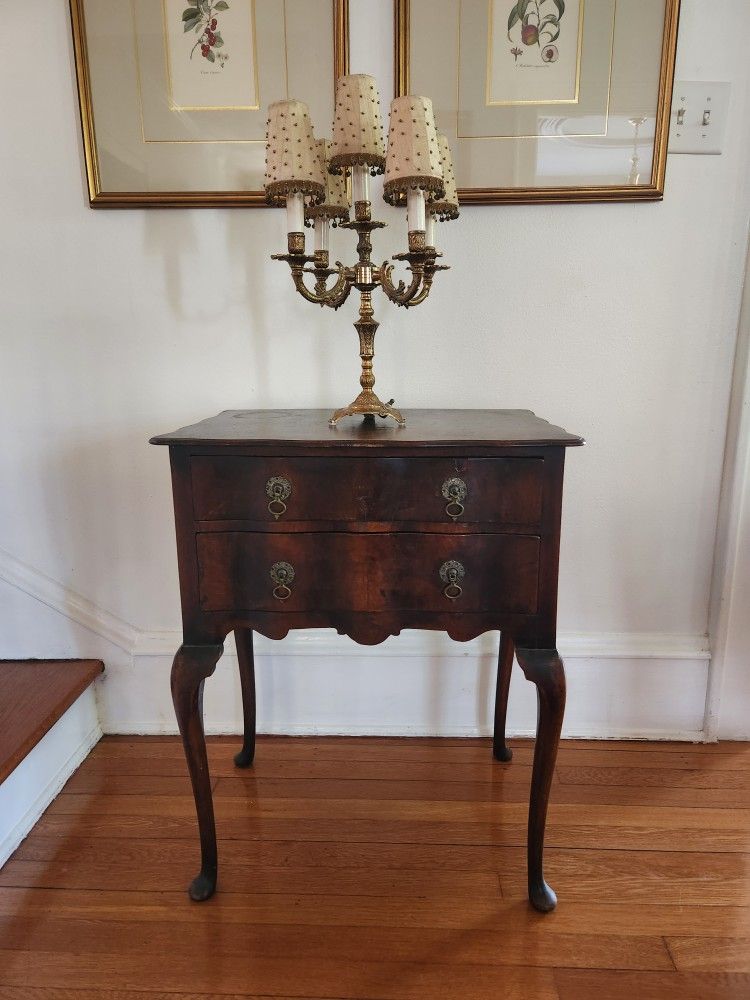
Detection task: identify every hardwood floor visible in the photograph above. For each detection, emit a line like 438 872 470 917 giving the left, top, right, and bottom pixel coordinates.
0 659 103 783
1 736 750 999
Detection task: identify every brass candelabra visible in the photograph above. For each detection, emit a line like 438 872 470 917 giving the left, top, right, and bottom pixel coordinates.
272 202 448 427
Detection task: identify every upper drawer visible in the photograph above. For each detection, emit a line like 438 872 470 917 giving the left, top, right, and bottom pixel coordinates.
190 456 545 526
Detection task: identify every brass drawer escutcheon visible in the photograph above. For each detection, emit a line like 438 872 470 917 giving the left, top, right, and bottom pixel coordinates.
439 560 465 601
266 476 292 519
270 561 295 601
441 477 467 521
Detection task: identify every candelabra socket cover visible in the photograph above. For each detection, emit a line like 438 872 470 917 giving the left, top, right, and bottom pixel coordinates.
408 230 427 253
313 249 330 270
288 232 305 255
355 200 372 222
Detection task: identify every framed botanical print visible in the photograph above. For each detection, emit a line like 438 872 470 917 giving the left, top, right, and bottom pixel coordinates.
69 0 349 207
394 0 680 204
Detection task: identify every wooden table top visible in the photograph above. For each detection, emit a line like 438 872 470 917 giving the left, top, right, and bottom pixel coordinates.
151 409 584 449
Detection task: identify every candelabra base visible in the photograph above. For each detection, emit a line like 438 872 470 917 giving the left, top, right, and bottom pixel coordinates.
329 390 405 428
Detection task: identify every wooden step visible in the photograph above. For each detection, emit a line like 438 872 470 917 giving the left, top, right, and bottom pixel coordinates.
0 660 103 784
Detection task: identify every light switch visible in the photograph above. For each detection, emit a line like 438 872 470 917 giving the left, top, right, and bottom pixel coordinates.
669 81 731 155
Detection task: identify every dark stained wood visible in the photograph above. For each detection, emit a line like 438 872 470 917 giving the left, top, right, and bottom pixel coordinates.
197 532 541 614
233 629 256 768
1 736 750 1000
493 632 515 762
154 409 580 909
191 455 546 525
150 408 585 448
515 649 566 912
170 645 223 901
0 659 103 783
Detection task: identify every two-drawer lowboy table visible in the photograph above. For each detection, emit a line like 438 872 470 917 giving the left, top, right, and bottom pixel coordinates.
151 409 583 912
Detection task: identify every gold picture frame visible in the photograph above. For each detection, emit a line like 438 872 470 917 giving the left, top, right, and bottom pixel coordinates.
70 0 350 208
394 0 680 205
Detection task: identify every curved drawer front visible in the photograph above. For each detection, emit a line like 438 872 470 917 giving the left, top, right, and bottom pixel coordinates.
191 456 545 526
197 532 540 614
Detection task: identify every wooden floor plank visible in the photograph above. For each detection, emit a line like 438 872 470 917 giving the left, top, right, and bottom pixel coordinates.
60 770 750 808
554 969 750 1000
73 756 539 784
3 887 750 937
29 810 750 853
667 937 750 972
210 775 750 808
89 736 750 770
44 791 750 832
0 992 332 1000
3 838 748 906
0 950 558 1000
0 857 500 900
4 735 750 1000
558 765 750 789
0 916 672 971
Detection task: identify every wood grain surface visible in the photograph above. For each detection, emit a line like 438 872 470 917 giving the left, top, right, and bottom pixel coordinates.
0 659 103 782
2 734 749 999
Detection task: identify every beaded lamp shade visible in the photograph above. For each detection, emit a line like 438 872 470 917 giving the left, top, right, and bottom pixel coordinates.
383 95 444 207
264 100 325 206
329 74 386 175
430 132 460 221
306 140 350 224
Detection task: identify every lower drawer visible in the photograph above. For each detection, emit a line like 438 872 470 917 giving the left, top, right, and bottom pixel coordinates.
197 532 540 614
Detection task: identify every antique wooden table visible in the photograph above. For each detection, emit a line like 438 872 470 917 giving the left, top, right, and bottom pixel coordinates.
151 409 583 911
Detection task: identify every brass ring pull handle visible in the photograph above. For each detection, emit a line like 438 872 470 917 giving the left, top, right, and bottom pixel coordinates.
270 561 295 602
266 477 292 520
441 477 468 521
439 560 465 601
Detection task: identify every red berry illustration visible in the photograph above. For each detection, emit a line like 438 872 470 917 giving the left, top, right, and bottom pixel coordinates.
201 43 209 55
211 18 217 29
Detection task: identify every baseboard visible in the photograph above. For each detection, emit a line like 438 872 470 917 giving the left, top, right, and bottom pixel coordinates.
0 689 101 867
113 720 707 742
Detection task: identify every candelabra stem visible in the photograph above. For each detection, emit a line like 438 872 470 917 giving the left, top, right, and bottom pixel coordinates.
328 290 405 427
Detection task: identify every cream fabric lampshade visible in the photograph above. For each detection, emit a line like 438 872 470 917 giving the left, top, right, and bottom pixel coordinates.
306 140 350 224
329 74 386 174
383 95 444 206
431 132 460 221
265 100 325 206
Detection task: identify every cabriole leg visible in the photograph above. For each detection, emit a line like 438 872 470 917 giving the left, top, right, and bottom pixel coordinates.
493 631 515 762
234 628 256 768
515 647 566 913
171 643 223 901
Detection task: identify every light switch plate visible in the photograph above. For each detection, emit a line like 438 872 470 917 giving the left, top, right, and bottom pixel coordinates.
669 81 731 155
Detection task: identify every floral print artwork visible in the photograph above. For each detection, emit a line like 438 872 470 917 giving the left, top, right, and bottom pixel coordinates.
182 0 230 68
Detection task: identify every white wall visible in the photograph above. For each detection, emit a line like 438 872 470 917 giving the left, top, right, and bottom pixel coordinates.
1 0 749 739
